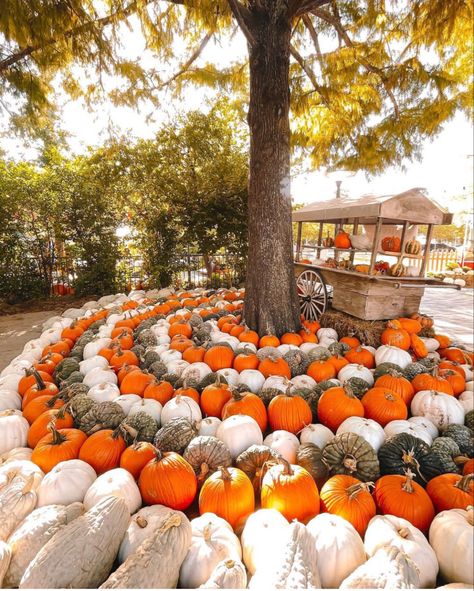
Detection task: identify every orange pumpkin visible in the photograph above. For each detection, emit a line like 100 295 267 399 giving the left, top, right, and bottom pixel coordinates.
398 318 422 334
267 391 312 434
280 332 303 346
375 372 415 405
200 379 232 417
18 370 55 397
199 466 255 532
381 236 401 252
79 428 126 474
434 334 451 349
120 442 158 480
438 361 466 378
233 353 259 372
204 346 235 371
463 459 474 475
173 386 200 404
143 380 174 405
438 369 466 396
412 372 454 395
120 370 155 396
168 322 192 339
410 334 428 358
306 360 337 383
439 347 472 364
169 337 194 353
33 353 63 375
261 460 320 524
344 347 375 369
238 328 259 346
373 471 435 532
117 364 141 384
328 355 349 373
302 319 321 334
361 387 407 426
109 348 139 371
42 340 71 358
139 449 197 510
320 475 376 537
317 386 364 431
381 321 411 351
258 356 291 379
259 335 281 348
221 391 267 432
182 345 207 364
426 473 474 513
334 230 351 249
27 408 73 448
61 322 85 342
340 336 360 349
23 395 64 424
32 427 87 473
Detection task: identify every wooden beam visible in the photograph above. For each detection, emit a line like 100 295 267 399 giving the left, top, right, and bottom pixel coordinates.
316 221 323 258
420 224 434 277
296 222 303 261
369 217 383 275
349 218 359 265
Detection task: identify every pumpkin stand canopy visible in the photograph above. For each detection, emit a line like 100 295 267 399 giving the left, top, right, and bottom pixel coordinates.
292 188 458 322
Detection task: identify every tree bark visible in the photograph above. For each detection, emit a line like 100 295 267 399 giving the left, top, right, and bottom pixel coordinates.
243 0 301 336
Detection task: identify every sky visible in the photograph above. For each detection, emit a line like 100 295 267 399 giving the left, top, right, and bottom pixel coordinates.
1 12 473 210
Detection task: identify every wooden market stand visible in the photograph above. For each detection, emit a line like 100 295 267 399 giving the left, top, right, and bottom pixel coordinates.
292 188 459 321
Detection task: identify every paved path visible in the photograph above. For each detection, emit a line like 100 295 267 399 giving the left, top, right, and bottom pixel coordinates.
0 288 472 372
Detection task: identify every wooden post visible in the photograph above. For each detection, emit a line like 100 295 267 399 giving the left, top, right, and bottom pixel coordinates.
369 217 383 275
316 222 323 258
296 222 302 261
350 218 359 264
420 223 434 277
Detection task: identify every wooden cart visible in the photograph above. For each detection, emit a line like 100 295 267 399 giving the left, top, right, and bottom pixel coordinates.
293 188 460 321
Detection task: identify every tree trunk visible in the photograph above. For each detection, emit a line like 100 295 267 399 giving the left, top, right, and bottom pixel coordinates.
243 1 301 336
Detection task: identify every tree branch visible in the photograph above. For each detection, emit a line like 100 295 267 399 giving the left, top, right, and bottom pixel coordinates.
292 0 331 18
158 32 213 88
301 14 326 82
311 8 401 117
0 0 157 74
226 0 256 47
290 44 328 101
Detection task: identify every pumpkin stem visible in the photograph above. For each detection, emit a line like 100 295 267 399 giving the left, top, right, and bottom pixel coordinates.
455 474 474 492
203 524 213 541
343 385 356 399
343 454 358 473
31 368 46 391
199 462 210 482
402 469 415 493
224 559 235 569
398 527 410 538
49 425 66 446
279 458 294 476
219 465 232 480
135 516 148 528
454 455 471 466
347 481 374 499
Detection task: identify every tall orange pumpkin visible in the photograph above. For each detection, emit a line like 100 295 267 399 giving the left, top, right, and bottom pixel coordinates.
32 427 87 473
317 386 364 431
120 441 157 480
221 391 267 432
199 466 255 532
200 379 232 417
139 449 197 510
267 391 312 434
204 346 235 371
27 408 73 448
361 387 408 426
375 372 414 405
381 321 411 351
79 428 126 474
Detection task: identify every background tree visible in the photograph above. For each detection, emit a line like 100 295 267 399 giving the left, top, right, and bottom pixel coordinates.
1 0 472 333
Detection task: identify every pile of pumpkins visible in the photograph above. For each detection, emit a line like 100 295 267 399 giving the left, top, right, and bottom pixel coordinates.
0 287 473 589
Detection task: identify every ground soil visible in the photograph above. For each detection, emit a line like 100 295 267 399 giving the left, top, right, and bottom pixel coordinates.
0 295 95 316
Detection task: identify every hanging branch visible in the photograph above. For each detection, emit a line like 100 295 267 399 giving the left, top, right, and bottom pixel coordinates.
157 32 213 89
226 0 256 47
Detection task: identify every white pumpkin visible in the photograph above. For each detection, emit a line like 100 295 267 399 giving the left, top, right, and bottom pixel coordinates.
361 345 377 355
238 370 265 394
240 509 289 574
160 349 182 365
317 327 338 341
0 460 44 491
365 514 438 588
199 558 247 589
0 389 22 411
300 342 319 355
161 395 202 425
411 390 464 430
166 360 189 377
214 334 240 351
0 410 29 455
465 381 474 392
0 477 37 541
198 417 222 437
216 368 240 387
337 417 385 451
87 382 120 403
0 540 10 587
98 325 114 338
37 328 62 346
429 508 473 584
83 468 141 514
458 390 474 413
461 365 473 381
384 419 434 446
408 416 439 440
421 337 440 352
82 367 117 388
307 513 366 588
263 375 289 393
263 430 299 463
427 351 441 362
179 513 242 588
0 374 22 391
113 394 143 415
236 342 257 355
180 362 212 384
375 345 412 368
277 344 299 355
79 355 109 375
338 363 374 386
216 415 263 459
0 447 32 466
37 459 97 506
290 375 317 390
1 362 31 379
149 344 170 356
82 337 112 359
129 399 162 422
300 423 334 448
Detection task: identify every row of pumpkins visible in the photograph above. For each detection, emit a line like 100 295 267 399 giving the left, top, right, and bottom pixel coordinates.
324 230 422 255
0 287 473 588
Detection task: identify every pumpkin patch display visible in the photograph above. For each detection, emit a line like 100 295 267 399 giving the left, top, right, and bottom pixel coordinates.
0 286 473 588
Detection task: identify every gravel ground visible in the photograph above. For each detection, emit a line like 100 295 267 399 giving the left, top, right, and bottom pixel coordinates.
0 288 472 372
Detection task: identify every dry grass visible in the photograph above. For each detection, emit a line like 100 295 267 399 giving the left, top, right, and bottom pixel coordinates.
320 308 386 347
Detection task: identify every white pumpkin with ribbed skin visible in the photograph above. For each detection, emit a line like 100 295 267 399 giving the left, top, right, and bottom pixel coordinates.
421 337 440 352
375 345 412 368
408 416 439 439
384 419 434 446
113 394 142 415
0 374 22 392
0 410 29 455
0 541 11 587
79 355 109 375
216 368 240 387
238 370 265 393
82 338 112 359
82 367 117 388
179 513 242 589
290 374 317 390
37 460 97 507
263 430 299 463
0 460 43 491
307 513 366 588
337 417 385 451
411 390 464 430
317 328 338 341
1 360 31 378
199 558 247 589
429 508 474 584
0 477 37 541
216 415 263 459
161 395 202 425
365 514 438 588
300 423 334 448
458 390 473 413
461 365 473 381
338 364 374 386
465 381 474 392
83 468 141 514
0 389 22 411
263 375 288 393
277 344 299 355
198 417 222 437
87 382 120 403
241 509 289 575
129 399 162 422
5 502 84 588
0 447 32 466
180 362 212 384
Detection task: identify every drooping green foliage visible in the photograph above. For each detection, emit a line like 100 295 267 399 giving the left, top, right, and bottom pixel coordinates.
0 0 471 172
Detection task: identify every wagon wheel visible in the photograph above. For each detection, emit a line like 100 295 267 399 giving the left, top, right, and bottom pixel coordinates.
297 269 328 320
